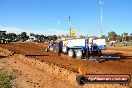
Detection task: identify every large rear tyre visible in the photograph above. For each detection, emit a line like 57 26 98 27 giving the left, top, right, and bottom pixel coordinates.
68 49 74 58
76 49 82 59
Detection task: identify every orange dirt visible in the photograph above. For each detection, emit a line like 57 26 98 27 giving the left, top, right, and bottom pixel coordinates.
0 43 132 88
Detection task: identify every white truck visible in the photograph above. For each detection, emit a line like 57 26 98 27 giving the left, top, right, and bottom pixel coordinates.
47 37 106 59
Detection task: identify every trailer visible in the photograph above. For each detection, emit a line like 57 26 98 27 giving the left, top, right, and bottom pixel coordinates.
46 37 121 62
62 38 106 58
46 37 106 59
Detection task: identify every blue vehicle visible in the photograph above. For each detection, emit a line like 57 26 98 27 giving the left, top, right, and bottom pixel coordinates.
47 37 106 59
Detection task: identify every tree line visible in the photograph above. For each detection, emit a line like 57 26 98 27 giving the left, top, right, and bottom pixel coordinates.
5 32 57 42
102 31 132 42
4 31 132 42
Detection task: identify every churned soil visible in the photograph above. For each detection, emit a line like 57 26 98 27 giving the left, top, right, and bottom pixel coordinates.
0 43 131 88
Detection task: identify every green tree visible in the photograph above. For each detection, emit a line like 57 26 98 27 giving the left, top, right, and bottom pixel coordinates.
38 35 44 40
121 34 124 41
52 35 57 41
57 35 61 39
47 35 52 40
16 34 21 41
30 33 35 37
6 33 17 39
101 35 106 39
116 35 121 42
108 31 117 41
130 33 132 41
21 32 28 41
79 35 85 38
34 34 39 39
123 32 128 41
60 35 65 38
101 35 109 42
65 35 70 38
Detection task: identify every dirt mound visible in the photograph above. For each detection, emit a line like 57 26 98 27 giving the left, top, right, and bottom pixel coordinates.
0 47 14 56
0 43 131 88
0 54 128 88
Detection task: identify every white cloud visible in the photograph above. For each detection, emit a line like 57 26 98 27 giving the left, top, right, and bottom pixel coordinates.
0 26 68 36
48 29 68 35
0 26 87 37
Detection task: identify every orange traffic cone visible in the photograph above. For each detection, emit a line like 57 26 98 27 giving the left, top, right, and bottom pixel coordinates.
78 68 85 75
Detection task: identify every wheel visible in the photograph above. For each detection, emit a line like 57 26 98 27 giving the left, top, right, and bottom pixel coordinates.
68 49 74 58
76 75 86 85
5 41 7 43
1 40 3 43
76 49 82 59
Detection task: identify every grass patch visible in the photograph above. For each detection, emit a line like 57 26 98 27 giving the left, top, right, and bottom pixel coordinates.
0 71 14 88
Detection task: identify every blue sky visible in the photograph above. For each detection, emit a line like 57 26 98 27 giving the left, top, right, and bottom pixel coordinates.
0 0 132 36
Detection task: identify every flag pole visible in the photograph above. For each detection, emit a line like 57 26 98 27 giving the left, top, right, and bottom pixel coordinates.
100 0 104 38
69 16 71 38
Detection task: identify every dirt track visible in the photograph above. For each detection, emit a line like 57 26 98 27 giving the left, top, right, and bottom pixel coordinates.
0 43 132 88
